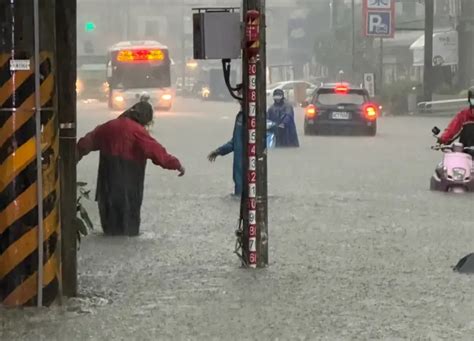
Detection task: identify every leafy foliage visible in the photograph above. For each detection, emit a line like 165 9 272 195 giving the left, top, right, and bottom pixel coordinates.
312 2 375 81
76 182 94 246
379 80 420 115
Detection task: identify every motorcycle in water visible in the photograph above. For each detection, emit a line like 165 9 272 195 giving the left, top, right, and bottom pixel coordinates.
430 126 474 193
266 120 276 149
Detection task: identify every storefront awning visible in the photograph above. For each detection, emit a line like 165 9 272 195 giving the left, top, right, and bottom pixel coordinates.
409 30 458 67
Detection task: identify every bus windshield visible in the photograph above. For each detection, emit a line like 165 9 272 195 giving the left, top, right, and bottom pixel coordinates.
112 65 171 89
109 47 171 90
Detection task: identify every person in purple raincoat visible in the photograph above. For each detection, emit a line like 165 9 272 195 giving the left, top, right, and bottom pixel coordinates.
267 89 300 148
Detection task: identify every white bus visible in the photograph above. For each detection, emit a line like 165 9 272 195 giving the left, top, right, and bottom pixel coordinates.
107 41 174 111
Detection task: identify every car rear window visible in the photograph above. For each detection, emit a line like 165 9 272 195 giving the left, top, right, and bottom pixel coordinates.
316 90 366 105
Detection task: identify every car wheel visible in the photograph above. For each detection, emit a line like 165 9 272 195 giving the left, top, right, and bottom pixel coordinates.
367 124 377 136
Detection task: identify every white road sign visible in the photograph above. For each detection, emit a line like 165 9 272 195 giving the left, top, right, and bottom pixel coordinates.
364 73 375 98
10 59 31 71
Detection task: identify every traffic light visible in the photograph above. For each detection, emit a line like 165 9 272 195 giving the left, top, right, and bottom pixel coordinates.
84 21 96 33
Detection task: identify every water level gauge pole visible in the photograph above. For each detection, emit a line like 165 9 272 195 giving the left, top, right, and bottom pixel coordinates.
242 0 268 268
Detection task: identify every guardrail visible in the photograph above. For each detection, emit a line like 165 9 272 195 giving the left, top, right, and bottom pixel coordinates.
417 98 467 114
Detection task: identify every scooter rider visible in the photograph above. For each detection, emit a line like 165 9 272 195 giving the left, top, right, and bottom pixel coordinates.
267 89 300 148
439 87 474 155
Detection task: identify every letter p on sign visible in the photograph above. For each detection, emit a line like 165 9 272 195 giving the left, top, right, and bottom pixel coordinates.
366 11 392 37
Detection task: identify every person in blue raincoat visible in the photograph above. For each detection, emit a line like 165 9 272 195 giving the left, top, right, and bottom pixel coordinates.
267 89 300 148
208 110 243 196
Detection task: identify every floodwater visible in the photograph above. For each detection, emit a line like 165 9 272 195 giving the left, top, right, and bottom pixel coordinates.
2 99 474 340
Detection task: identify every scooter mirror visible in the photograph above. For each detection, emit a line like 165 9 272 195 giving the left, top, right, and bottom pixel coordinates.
432 127 441 136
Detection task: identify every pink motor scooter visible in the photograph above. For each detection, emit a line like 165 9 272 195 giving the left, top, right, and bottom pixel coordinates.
430 126 474 193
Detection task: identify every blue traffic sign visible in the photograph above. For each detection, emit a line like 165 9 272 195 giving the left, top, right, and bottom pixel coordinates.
366 11 393 37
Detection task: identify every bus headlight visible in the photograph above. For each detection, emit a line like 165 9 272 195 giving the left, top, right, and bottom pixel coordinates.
102 82 109 94
161 94 172 101
114 95 124 103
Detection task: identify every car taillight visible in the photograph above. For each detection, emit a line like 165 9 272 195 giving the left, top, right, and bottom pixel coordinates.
364 104 378 121
306 104 317 118
334 83 349 94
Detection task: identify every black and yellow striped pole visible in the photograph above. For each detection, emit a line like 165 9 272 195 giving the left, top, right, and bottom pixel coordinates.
0 0 60 307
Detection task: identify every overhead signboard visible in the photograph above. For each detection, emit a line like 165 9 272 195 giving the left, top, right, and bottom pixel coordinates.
410 30 459 67
363 0 395 38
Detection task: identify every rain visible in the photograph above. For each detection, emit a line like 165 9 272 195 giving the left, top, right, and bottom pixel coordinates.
2 0 474 339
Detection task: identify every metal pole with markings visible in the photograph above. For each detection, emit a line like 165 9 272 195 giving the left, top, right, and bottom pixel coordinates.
56 0 78 297
242 0 268 268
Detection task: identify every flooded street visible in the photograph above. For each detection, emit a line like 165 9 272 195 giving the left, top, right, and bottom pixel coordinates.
2 98 474 339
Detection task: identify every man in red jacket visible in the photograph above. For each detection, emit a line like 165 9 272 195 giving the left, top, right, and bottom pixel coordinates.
77 101 185 236
439 87 474 153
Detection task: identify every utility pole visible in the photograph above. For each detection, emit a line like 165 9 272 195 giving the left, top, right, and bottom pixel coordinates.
331 0 340 29
56 0 78 297
424 0 434 101
242 0 268 268
256 0 268 267
351 0 356 79
126 0 131 40
181 0 187 94
0 0 61 307
379 38 384 92
458 0 474 88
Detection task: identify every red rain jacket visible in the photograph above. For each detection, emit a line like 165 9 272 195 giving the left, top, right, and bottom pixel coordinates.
439 108 474 145
77 116 182 170
77 116 182 235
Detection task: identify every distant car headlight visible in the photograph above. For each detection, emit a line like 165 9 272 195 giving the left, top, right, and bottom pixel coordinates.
202 87 210 98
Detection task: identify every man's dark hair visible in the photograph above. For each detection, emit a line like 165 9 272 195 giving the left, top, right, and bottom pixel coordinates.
121 102 154 126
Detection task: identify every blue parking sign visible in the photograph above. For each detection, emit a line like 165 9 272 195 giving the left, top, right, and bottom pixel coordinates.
366 11 392 37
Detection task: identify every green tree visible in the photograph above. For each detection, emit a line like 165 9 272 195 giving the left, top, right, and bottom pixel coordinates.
313 1 375 81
